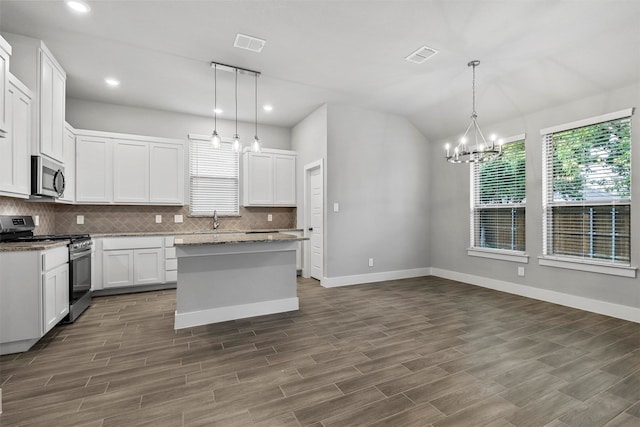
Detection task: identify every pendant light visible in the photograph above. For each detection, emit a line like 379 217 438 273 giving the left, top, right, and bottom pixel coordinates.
232 68 242 153
444 60 502 164
251 72 261 153
211 63 221 149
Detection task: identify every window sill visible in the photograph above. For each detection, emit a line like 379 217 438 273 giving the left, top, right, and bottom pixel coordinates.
538 256 637 278
467 248 529 264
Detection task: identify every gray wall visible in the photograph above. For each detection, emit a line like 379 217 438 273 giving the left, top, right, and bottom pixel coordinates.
291 104 328 230
67 98 292 150
326 104 431 278
428 82 640 310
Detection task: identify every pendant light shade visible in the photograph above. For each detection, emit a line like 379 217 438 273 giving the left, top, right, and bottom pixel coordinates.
211 63 221 149
232 68 242 153
252 72 262 153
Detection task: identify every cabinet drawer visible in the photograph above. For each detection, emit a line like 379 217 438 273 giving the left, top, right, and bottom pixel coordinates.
165 270 177 283
165 258 177 271
164 247 176 259
43 246 68 271
102 237 163 250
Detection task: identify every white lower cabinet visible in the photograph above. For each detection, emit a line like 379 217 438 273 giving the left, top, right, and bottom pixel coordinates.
0 245 69 355
96 236 168 290
43 262 69 334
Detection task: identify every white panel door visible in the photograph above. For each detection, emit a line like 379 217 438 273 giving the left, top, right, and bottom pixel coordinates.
113 139 149 203
149 142 184 204
76 136 112 202
309 166 323 280
50 67 65 162
103 250 134 288
134 248 163 285
273 155 296 205
39 54 54 158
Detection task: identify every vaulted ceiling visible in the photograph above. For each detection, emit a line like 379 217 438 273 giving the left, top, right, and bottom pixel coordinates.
1 0 638 142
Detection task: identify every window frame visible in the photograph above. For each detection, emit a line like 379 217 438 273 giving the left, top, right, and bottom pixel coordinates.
188 134 240 217
468 133 529 263
539 108 636 277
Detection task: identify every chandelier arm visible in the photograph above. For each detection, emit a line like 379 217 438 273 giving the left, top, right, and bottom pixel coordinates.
472 118 490 147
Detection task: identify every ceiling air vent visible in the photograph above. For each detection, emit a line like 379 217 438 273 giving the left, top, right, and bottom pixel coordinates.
405 45 439 64
234 33 266 53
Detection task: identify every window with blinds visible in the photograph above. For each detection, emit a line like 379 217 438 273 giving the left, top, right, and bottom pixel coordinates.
471 136 526 251
189 137 239 216
542 109 633 264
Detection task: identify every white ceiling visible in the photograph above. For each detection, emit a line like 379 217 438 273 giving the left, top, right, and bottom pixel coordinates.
1 0 638 142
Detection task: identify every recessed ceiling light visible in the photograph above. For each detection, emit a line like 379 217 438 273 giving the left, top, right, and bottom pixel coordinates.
263 105 273 112
214 108 223 114
66 1 91 14
104 77 120 87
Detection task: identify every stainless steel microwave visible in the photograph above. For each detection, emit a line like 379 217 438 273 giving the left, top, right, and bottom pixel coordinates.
31 156 65 198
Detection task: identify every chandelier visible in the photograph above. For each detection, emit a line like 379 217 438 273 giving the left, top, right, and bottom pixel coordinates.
445 60 502 163
209 61 262 153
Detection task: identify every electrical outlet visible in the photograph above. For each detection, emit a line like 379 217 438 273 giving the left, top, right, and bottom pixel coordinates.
333 202 339 212
517 266 525 277
155 215 162 224
34 215 40 226
368 258 374 267
267 214 273 222
174 214 183 223
76 215 84 225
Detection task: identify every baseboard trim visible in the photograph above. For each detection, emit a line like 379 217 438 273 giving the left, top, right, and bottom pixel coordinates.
174 297 299 329
321 267 433 288
430 268 640 323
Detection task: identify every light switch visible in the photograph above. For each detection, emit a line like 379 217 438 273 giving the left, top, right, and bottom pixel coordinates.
34 215 40 226
174 215 183 223
155 215 162 224
76 215 84 225
333 203 339 212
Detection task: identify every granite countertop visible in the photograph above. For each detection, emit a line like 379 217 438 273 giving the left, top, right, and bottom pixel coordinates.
91 229 303 238
0 240 69 252
174 232 308 246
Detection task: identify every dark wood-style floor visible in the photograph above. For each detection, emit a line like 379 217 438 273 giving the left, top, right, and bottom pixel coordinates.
1 276 639 426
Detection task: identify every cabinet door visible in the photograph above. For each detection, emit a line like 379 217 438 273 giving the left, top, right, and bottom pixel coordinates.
76 136 112 202
38 50 65 163
0 37 9 136
133 248 163 285
60 126 75 202
149 142 184 204
43 263 69 334
273 155 296 205
113 139 149 203
0 78 31 196
103 250 134 288
245 152 273 205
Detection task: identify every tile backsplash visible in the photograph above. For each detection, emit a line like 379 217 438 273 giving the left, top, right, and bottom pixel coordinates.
0 197 296 235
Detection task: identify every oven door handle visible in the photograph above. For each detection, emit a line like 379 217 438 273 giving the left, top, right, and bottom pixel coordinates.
70 248 92 261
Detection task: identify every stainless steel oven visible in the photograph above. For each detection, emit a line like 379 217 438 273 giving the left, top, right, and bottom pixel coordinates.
68 238 93 322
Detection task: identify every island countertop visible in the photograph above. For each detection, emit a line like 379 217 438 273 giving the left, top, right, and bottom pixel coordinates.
173 232 308 246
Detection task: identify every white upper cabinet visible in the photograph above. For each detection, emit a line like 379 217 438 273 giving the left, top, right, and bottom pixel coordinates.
76 135 112 203
113 138 149 203
0 35 11 138
75 129 185 205
149 142 184 205
59 122 76 203
0 34 66 164
0 74 32 198
242 149 296 206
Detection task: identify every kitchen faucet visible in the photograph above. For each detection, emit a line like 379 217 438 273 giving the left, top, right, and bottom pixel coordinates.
212 210 219 230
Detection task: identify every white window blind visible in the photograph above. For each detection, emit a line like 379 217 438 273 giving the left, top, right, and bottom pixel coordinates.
189 137 239 216
542 109 633 264
471 136 526 251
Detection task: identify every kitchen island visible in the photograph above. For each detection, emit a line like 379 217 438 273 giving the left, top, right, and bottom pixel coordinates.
173 232 307 329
